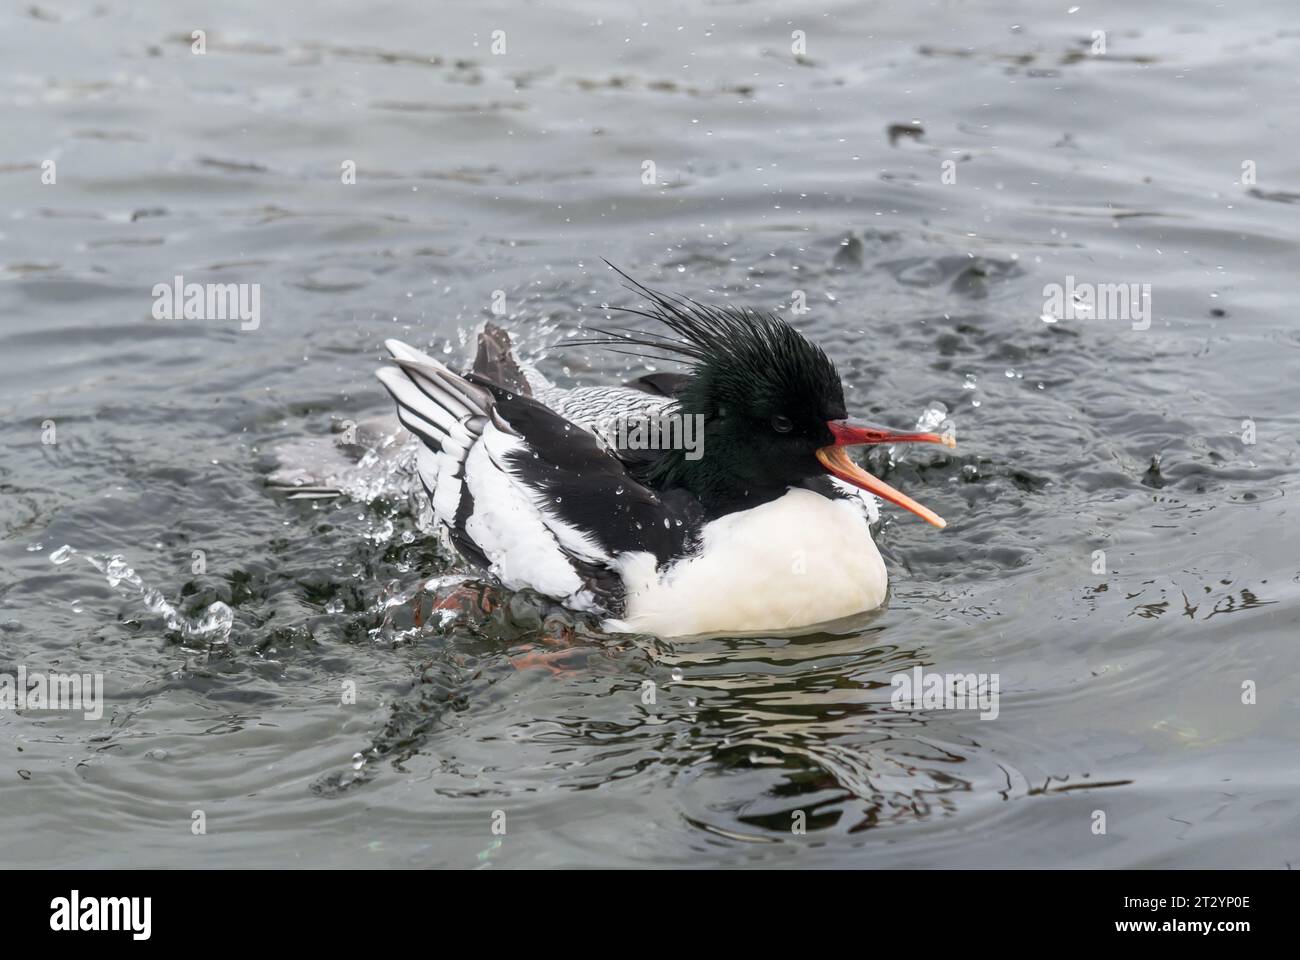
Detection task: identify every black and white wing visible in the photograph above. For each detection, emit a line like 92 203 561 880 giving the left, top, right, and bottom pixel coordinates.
376 340 701 614
523 383 677 469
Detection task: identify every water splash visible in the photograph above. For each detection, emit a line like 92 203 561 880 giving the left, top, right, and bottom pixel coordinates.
887 401 955 467
269 429 421 505
58 550 235 645
335 440 419 503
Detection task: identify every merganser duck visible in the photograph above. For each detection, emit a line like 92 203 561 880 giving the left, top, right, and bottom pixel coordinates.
376 273 954 637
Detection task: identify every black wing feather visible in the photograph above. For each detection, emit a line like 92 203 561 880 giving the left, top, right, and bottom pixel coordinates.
468 373 703 564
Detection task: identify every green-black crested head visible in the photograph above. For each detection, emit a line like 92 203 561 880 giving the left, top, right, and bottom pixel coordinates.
578 268 849 512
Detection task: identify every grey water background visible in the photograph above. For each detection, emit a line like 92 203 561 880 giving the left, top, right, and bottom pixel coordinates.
1 0 1298 868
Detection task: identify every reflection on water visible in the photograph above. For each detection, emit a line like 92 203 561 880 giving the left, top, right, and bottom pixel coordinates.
316 593 1027 841
665 636 980 835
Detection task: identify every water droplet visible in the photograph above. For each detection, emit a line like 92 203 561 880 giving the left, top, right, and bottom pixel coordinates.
671 668 683 683
198 604 233 634
913 401 949 434
49 544 75 565
325 597 345 615
105 556 132 588
143 588 169 615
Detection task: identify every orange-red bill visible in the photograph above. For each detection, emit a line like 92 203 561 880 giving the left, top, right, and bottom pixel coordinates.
826 420 956 449
816 430 951 529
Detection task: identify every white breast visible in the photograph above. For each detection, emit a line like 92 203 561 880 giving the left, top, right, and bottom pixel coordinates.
606 488 887 637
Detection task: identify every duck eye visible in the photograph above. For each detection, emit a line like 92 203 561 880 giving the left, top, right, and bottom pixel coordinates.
771 415 793 434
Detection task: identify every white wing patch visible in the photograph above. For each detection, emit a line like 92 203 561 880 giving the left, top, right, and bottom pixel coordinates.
461 429 595 605
478 419 612 573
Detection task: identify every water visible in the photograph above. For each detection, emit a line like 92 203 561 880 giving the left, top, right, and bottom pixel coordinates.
2 0 1298 868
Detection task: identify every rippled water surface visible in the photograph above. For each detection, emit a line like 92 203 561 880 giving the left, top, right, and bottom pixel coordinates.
2 0 1299 868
